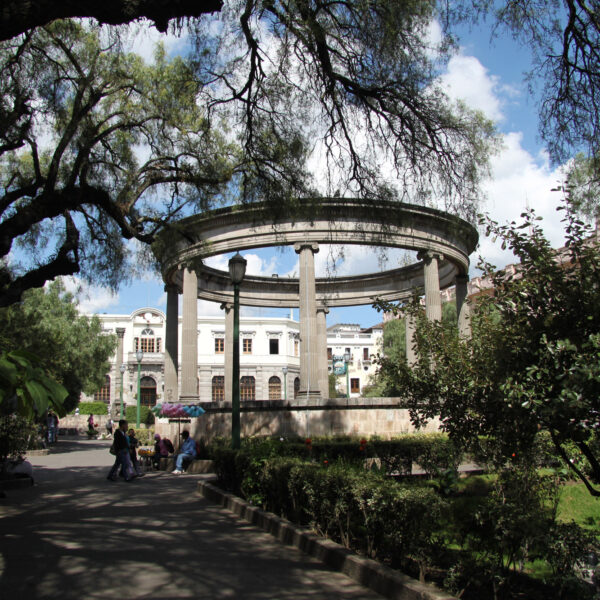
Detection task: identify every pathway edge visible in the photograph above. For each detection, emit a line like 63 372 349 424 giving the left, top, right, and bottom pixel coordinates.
197 479 456 600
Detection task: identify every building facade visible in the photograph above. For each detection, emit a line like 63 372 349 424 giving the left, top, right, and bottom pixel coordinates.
83 308 382 414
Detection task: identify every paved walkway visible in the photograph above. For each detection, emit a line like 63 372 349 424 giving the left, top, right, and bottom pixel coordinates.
0 439 384 599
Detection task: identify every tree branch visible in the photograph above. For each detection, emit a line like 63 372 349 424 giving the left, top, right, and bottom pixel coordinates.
0 0 224 42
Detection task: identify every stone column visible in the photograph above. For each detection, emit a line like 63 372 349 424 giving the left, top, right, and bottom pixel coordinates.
418 250 443 321
316 306 329 398
404 314 416 367
295 243 321 400
164 285 179 404
180 266 198 402
455 274 471 338
199 365 212 401
222 302 233 404
116 327 126 416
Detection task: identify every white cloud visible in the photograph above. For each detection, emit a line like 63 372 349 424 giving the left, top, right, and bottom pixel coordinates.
475 132 566 272
61 276 120 313
128 24 188 63
441 54 504 122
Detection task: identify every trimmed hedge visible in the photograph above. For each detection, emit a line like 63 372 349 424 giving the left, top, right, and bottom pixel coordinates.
209 433 463 482
130 428 155 445
125 405 155 425
75 402 107 415
210 450 445 576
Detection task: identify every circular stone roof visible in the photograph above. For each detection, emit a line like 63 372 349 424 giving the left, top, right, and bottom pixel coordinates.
153 199 478 308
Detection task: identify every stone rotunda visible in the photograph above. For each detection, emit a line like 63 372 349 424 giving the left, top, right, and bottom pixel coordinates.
152 198 478 408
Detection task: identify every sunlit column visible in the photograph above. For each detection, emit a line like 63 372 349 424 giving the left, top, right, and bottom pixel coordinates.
295 242 321 400
164 285 179 404
222 302 233 404
455 274 471 338
180 266 198 402
316 306 329 398
418 250 443 321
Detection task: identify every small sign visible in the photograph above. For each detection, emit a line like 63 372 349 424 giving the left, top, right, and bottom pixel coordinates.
332 356 347 375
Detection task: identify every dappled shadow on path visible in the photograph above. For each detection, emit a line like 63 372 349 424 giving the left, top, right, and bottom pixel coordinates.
0 464 381 599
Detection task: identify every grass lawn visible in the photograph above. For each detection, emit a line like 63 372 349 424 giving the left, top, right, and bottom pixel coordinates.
557 482 600 531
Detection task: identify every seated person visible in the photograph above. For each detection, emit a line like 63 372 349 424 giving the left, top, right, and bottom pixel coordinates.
172 430 197 474
152 433 173 470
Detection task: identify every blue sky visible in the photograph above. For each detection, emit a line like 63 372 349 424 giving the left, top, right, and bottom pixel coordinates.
65 16 573 327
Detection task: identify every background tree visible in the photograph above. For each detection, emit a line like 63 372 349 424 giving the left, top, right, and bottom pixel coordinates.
0 280 116 413
379 199 600 496
0 5 496 306
370 301 457 396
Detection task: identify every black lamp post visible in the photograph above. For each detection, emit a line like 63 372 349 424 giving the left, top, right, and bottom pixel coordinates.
229 252 247 449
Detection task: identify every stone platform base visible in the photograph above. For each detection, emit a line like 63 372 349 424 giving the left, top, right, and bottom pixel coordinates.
158 457 214 474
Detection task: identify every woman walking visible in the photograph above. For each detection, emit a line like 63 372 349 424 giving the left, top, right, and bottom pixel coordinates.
106 420 136 482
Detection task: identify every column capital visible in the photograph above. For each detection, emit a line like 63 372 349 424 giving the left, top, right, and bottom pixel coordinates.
417 249 443 263
116 327 126 338
294 242 319 254
316 305 330 314
164 284 179 294
220 302 233 312
455 273 469 285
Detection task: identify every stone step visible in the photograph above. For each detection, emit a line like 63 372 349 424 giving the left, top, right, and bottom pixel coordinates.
159 457 214 474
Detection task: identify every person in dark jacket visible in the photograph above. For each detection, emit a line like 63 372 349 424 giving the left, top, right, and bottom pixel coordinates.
107 420 135 481
127 428 144 476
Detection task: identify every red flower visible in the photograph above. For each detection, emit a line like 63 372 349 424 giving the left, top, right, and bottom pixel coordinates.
323 459 328 464
360 439 367 446
305 438 312 445
511 452 516 458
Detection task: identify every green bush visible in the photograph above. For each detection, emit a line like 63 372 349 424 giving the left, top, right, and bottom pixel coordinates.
0 416 37 461
130 428 154 445
76 402 107 415
124 405 155 425
211 446 446 576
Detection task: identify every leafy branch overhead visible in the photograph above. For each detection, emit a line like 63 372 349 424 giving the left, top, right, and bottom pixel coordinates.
0 4 496 307
0 350 68 419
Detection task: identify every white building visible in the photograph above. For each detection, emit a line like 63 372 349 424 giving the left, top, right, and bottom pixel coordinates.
326 323 383 397
84 308 383 413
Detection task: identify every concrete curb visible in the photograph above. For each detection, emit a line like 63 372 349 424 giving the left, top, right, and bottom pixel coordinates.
197 480 456 600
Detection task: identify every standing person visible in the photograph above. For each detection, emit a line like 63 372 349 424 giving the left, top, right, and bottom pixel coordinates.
127 428 144 477
171 430 197 474
107 420 135 482
87 414 95 430
46 412 58 444
105 418 113 438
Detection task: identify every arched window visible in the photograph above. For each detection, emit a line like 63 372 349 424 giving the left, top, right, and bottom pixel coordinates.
94 375 111 403
140 376 156 407
293 377 300 399
212 375 224 402
240 376 255 401
135 328 162 353
268 376 281 400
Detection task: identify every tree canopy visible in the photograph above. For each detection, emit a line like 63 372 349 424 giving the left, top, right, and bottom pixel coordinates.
0 280 116 412
0 3 496 306
381 200 600 495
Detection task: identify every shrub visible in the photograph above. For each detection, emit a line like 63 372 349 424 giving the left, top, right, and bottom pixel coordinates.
76 402 107 415
130 428 154 445
0 416 37 462
223 452 446 578
124 405 155 425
